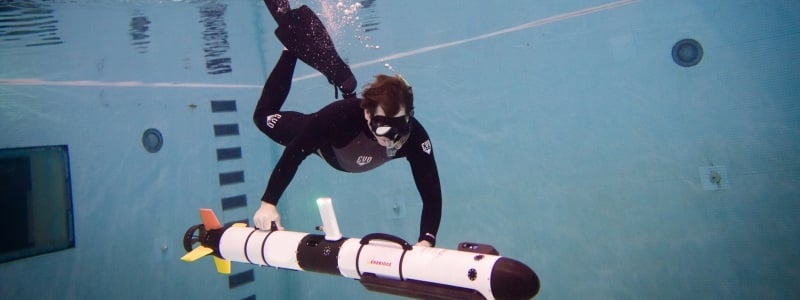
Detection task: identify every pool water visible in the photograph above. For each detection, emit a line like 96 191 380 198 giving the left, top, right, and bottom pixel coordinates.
1 0 799 299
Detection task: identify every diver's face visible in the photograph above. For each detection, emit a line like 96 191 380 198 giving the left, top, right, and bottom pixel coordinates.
364 105 408 147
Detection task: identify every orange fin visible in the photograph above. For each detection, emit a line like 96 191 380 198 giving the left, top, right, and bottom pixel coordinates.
199 208 222 230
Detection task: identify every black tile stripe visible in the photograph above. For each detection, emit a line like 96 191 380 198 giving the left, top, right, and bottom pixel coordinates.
216 147 242 161
219 171 244 185
214 124 239 136
211 100 237 112
209 99 255 293
228 269 254 289
221 194 247 210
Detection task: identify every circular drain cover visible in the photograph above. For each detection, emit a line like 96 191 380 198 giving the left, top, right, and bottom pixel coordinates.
672 38 703 67
142 128 163 153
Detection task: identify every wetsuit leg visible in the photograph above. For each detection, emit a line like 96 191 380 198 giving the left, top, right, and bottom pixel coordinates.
263 0 290 25
271 5 357 97
265 1 356 97
253 50 309 146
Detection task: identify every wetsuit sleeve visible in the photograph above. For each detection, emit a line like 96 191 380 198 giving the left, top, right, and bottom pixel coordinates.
405 122 442 246
261 127 319 205
261 101 357 205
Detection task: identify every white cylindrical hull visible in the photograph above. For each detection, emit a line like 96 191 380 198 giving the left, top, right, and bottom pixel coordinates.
211 227 536 299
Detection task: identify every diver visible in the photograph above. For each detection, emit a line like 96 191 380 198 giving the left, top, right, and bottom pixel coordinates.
252 0 442 247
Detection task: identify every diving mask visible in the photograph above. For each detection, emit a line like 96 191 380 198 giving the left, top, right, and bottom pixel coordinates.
369 114 411 143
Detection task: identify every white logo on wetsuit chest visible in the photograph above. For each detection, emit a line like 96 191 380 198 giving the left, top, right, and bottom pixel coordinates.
266 114 282 129
356 155 373 166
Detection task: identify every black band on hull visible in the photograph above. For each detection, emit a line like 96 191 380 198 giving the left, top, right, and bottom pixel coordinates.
202 227 229 258
243 229 258 264
296 234 347 275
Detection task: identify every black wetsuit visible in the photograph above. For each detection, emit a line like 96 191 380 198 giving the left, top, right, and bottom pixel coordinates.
253 51 441 245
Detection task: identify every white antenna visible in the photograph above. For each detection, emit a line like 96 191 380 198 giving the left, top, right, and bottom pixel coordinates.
316 197 343 241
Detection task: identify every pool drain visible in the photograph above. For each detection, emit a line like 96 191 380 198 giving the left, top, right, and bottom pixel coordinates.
672 38 703 67
142 128 163 153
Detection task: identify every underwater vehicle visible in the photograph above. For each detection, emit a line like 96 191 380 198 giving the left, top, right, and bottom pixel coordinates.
181 198 540 299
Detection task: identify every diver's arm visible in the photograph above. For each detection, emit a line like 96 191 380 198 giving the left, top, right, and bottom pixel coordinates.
260 136 317 206
259 107 345 205
406 131 442 247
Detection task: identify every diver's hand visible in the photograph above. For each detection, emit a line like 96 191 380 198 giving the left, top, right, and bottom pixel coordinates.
254 202 284 231
414 240 432 248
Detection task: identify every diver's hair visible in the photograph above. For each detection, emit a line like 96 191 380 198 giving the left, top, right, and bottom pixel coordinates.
360 74 413 116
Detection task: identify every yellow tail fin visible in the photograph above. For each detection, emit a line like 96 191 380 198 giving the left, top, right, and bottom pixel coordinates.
181 208 232 275
213 257 231 274
181 246 213 262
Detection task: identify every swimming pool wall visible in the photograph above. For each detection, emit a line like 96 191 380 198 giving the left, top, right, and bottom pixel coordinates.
1 0 799 299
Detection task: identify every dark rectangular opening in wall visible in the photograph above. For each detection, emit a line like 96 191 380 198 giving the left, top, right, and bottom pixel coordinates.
0 145 74 263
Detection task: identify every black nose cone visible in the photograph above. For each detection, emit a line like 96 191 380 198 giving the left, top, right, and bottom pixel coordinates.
490 257 540 299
